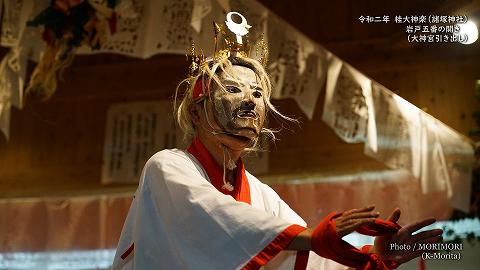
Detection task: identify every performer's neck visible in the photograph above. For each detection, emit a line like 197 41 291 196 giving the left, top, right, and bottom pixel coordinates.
196 132 243 170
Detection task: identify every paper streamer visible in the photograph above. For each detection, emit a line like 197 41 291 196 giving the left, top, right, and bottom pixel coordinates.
364 82 474 211
323 57 370 143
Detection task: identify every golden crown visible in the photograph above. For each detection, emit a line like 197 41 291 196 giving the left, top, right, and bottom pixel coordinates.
186 11 268 79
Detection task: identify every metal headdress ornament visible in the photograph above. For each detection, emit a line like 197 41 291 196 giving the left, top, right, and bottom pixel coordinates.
186 11 269 79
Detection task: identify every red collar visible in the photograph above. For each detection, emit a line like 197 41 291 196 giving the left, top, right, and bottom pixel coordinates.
187 137 251 204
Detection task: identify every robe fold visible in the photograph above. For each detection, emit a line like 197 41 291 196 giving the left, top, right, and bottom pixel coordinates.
112 141 349 269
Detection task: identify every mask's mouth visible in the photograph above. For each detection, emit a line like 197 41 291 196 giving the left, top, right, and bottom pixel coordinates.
225 133 253 143
223 126 259 141
237 110 258 119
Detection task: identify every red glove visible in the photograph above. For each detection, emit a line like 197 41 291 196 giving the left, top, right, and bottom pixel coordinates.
311 212 400 270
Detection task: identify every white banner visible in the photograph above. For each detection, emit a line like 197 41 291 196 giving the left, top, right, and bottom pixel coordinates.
420 114 474 211
0 97 11 140
0 0 47 139
0 0 34 47
364 82 422 177
364 82 474 211
323 57 370 143
267 13 328 119
101 101 183 184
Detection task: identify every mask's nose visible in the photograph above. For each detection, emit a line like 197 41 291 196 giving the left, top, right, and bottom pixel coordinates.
240 90 257 111
240 99 255 111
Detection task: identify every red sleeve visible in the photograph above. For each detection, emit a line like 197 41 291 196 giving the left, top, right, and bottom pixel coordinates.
242 224 307 270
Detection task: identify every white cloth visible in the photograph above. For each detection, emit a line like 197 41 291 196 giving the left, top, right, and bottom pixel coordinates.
111 149 348 269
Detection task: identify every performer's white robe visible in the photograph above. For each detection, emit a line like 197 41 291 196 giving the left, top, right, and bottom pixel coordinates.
111 149 349 269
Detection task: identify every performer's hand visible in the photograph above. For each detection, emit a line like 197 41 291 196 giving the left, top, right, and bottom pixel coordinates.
372 208 443 264
335 205 380 237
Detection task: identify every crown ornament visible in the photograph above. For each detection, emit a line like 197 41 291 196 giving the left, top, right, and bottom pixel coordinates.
186 11 269 79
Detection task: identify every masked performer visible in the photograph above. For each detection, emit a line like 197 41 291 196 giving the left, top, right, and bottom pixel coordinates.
112 12 442 270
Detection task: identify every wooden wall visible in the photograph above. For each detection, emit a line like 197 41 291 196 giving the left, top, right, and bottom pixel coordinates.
0 55 188 197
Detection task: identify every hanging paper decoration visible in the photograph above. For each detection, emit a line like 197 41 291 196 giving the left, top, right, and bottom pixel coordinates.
267 14 327 119
102 101 184 184
0 48 30 139
25 0 119 101
420 115 474 212
323 57 370 143
0 0 34 47
0 102 11 140
96 0 146 56
290 44 328 119
0 1 50 140
364 82 422 177
364 82 474 212
472 143 480 217
190 0 211 33
95 0 200 57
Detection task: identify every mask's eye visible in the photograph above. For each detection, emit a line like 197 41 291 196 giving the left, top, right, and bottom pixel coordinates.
225 86 241 93
253 91 262 98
